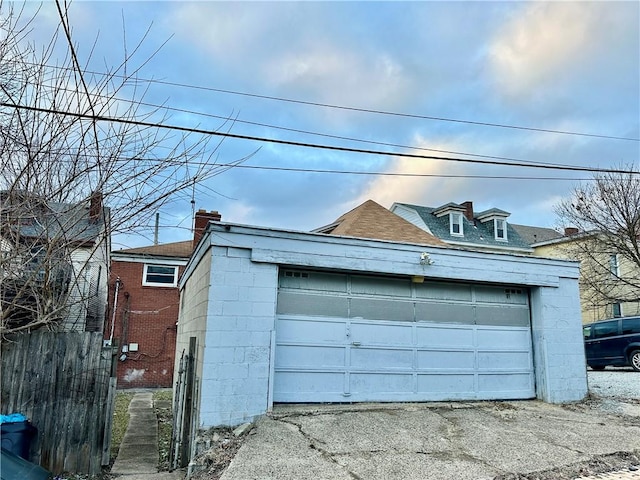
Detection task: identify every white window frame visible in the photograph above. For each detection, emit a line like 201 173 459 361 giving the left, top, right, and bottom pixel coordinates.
143 264 179 287
494 218 507 241
612 302 622 318
609 254 620 277
450 212 463 236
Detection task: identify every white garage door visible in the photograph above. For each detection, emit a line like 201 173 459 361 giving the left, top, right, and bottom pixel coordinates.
273 269 535 403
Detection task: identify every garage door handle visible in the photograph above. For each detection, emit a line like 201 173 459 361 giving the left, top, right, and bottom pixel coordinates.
351 342 361 347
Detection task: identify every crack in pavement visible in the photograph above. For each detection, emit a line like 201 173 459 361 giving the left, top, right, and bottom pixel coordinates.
275 416 363 480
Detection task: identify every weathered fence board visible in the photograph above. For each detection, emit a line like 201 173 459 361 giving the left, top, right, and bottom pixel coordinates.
1 331 117 475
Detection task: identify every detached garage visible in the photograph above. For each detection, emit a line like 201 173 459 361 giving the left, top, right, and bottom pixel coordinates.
175 222 587 428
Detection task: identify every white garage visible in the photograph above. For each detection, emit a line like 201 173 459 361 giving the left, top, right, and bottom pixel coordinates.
274 269 534 402
175 222 587 427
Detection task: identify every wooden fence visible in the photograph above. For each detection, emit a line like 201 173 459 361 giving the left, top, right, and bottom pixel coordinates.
1 331 117 475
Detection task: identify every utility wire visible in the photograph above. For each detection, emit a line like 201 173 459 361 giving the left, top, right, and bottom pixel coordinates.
47 85 587 170
222 164 592 180
4 102 640 175
33 62 640 142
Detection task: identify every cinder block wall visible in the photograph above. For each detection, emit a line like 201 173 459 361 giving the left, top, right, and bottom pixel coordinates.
198 247 278 427
530 277 588 403
108 260 181 388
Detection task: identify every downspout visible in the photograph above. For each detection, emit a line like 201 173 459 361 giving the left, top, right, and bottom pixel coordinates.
109 277 121 344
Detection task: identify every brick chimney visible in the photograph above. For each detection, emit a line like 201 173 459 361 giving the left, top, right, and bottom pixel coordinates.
564 227 579 236
461 201 474 221
193 209 222 248
89 191 103 223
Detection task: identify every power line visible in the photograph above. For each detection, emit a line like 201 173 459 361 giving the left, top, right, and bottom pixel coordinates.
34 62 640 142
44 82 588 170
224 164 592 180
4 102 640 175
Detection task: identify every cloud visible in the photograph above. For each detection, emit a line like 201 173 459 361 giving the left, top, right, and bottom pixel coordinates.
169 2 417 113
489 3 612 98
352 136 471 209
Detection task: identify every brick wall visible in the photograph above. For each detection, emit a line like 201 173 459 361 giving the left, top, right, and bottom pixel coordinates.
107 260 183 388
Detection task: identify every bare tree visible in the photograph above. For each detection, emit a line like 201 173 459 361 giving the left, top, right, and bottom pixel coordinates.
0 2 248 334
556 168 640 320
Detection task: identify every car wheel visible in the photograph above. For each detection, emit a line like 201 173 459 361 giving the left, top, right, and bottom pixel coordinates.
631 350 640 372
589 365 606 371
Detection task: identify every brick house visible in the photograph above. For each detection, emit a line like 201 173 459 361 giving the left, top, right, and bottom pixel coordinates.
106 210 220 388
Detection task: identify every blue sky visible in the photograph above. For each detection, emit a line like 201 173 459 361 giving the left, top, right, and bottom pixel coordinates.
20 1 640 248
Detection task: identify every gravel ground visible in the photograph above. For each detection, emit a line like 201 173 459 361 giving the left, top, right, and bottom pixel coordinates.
588 368 640 399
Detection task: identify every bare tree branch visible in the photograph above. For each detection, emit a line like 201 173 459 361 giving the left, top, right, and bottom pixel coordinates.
556 167 640 320
0 1 251 334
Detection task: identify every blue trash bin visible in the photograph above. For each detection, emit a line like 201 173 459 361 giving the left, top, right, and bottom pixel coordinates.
0 414 36 460
0 448 52 480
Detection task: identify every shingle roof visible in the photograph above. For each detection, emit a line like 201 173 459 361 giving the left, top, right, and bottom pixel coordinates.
115 240 193 258
394 202 532 251
1 191 107 245
315 200 447 247
511 224 563 246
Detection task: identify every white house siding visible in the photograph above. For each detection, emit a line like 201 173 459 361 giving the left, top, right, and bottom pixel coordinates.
178 223 586 428
62 238 109 332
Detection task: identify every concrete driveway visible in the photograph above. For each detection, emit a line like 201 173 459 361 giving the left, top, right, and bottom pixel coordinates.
220 399 640 480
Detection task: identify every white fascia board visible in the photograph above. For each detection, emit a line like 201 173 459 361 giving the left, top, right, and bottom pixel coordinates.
179 222 580 289
111 253 188 266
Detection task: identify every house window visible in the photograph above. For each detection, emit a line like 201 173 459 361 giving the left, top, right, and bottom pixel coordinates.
609 254 620 277
612 302 622 318
143 264 178 287
450 212 463 236
495 218 507 241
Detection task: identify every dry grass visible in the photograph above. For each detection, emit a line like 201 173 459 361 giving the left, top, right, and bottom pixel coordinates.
153 389 174 471
110 392 134 461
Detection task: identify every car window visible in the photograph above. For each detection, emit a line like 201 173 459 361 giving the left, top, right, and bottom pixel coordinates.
622 317 640 335
583 326 591 340
592 320 619 339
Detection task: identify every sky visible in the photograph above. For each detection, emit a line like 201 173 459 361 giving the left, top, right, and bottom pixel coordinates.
12 1 640 249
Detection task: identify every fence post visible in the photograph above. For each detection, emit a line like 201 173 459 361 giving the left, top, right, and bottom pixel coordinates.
179 337 196 468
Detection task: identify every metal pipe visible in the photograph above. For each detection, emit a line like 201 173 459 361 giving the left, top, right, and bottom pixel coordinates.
108 277 121 343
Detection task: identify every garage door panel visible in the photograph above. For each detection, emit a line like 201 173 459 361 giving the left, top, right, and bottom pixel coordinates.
276 345 345 368
277 292 349 317
417 374 475 393
350 322 413 345
275 371 344 395
350 347 413 369
476 327 530 348
415 282 473 301
478 373 533 394
276 317 345 343
476 305 530 327
351 276 412 297
416 325 474 347
415 302 475 324
417 350 475 369
350 297 414 322
350 373 413 394
478 351 531 370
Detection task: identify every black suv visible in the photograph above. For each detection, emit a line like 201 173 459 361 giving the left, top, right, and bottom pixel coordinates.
583 316 640 371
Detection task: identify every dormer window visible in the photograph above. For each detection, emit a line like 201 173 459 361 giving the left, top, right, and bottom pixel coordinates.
495 218 507 241
450 212 463 236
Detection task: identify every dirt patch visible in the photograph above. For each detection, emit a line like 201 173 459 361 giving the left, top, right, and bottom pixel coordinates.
188 426 253 480
494 451 640 480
